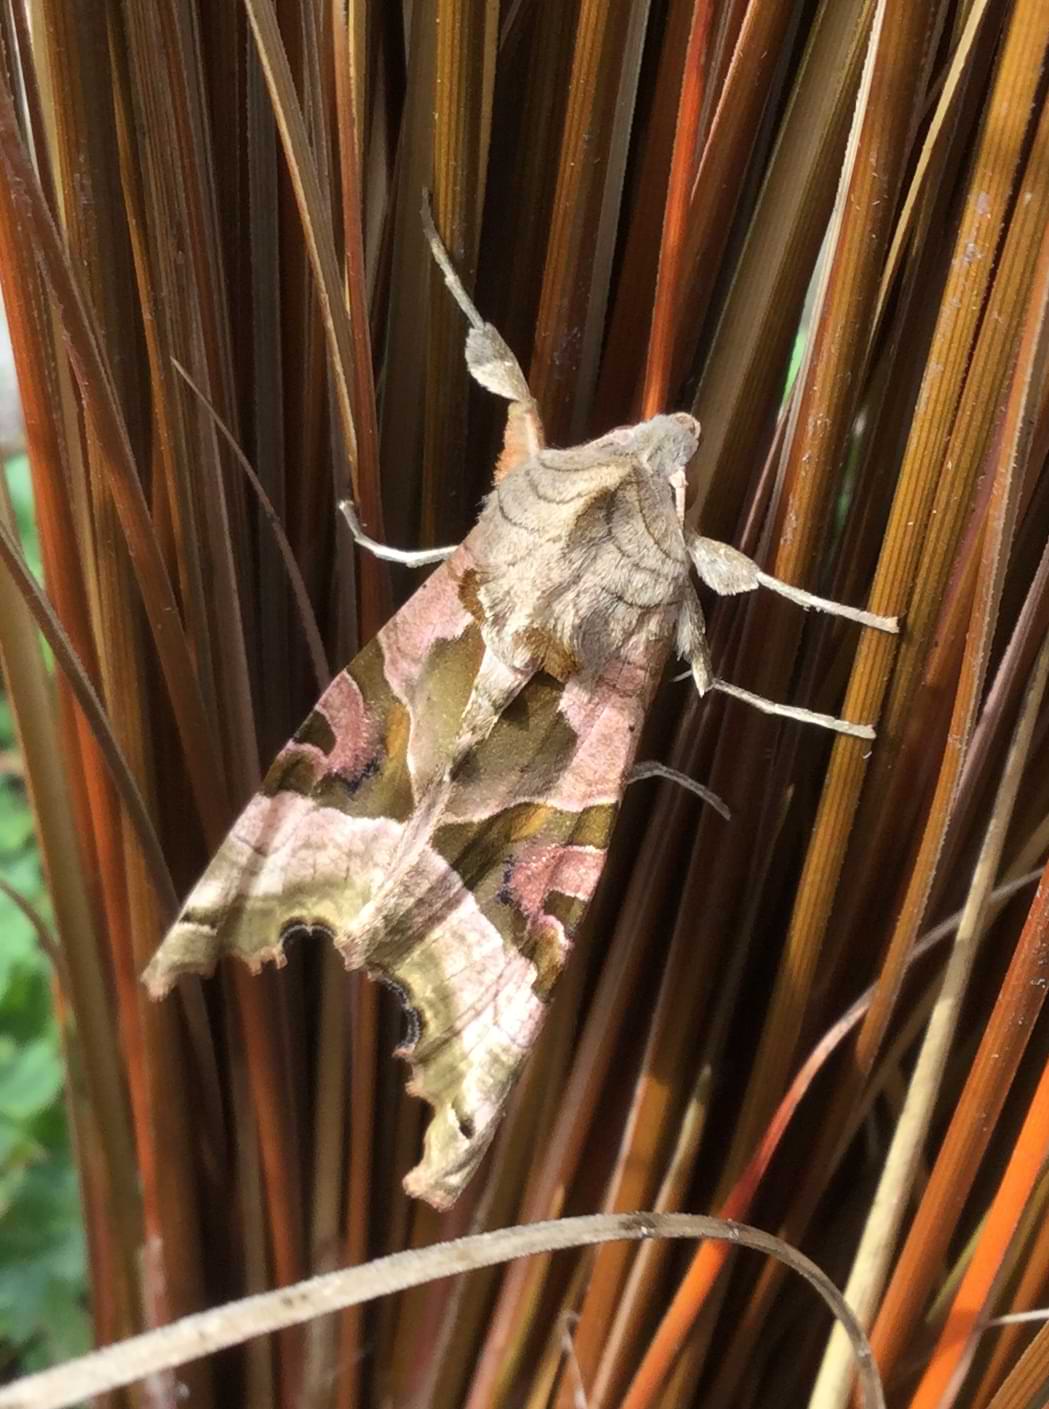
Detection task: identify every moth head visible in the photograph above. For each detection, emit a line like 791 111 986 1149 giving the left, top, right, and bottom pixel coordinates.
588 412 699 525
595 412 700 481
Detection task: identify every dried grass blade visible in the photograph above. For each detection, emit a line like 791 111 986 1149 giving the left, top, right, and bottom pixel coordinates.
587 1071 711 1409
0 1214 885 1409
704 33 1049 1377
0 74 230 841
424 1 498 546
614 860 1036 1409
944 525 1049 887
375 13 436 554
0 516 176 914
242 0 385 636
245 4 392 696
554 767 764 1406
331 3 383 627
904 913 1049 1409
850 27 1049 1146
688 0 874 529
243 0 357 462
594 0 690 424
529 1 651 441
867 197 1049 1390
105 26 230 745
871 0 996 340
640 0 712 417
807 631 1049 1409
711 0 937 1186
0 511 143 1316
171 358 330 693
838 17 1049 937
670 0 812 395
983 1317 1049 1409
968 1173 1049 1407
244 48 295 750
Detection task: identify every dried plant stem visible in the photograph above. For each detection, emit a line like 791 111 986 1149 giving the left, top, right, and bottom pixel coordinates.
867 167 1049 1391
615 862 1043 1409
0 1214 884 1409
806 631 1049 1409
907 969 1049 1409
641 0 711 417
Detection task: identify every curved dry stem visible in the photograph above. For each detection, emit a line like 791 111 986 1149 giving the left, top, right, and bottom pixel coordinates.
0 1214 884 1409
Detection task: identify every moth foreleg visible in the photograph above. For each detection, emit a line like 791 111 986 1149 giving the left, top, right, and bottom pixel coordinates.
627 762 730 819
674 590 877 740
421 196 544 475
338 498 456 566
687 533 898 634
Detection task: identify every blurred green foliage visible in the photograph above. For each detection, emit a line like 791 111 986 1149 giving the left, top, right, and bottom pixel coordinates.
0 457 88 1376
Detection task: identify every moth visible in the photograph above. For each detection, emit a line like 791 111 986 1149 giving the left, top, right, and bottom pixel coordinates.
145 210 898 1209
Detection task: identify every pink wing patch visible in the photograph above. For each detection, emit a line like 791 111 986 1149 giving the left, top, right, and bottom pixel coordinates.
504 842 607 920
289 671 379 779
380 547 475 702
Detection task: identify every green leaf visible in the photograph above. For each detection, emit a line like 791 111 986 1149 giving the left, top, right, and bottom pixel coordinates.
0 1038 62 1123
3 457 41 581
0 1158 88 1368
0 793 34 852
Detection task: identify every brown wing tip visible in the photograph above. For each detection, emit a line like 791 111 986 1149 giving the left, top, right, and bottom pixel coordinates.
395 1050 498 1209
402 1165 459 1211
142 924 290 998
400 1102 479 1210
141 950 215 999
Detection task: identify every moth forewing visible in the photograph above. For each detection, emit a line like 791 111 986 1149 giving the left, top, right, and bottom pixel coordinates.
145 215 897 1209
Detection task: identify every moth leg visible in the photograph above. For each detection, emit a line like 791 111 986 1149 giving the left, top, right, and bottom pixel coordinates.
710 679 875 740
675 589 877 740
338 499 456 566
675 587 716 696
687 533 899 634
627 762 730 819
421 196 545 477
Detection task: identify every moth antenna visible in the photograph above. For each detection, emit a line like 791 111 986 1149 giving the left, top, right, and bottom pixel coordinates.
627 762 730 820
687 534 899 634
338 498 455 567
421 192 543 456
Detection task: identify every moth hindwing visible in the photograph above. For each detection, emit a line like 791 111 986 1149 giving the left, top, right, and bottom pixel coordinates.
145 215 896 1209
